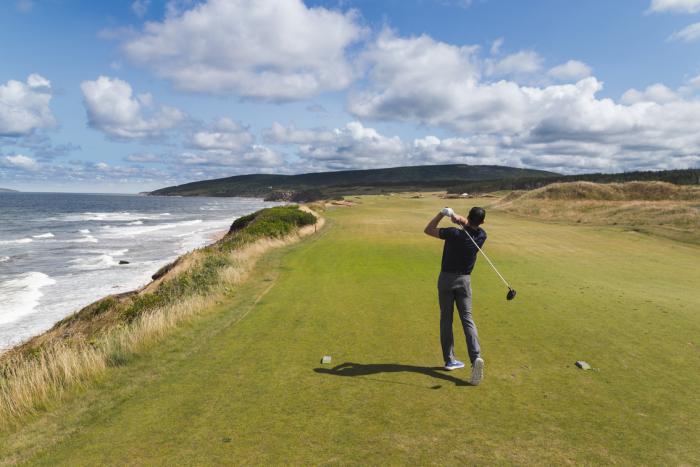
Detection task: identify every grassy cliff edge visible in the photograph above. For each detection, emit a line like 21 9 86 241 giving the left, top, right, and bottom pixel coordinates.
0 205 319 426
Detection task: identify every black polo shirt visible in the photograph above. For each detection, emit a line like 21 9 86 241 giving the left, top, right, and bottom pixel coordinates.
438 226 487 275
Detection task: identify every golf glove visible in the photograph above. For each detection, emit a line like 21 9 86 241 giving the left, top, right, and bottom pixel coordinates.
440 207 455 218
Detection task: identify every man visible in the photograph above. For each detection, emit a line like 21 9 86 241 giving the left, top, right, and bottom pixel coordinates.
424 206 486 385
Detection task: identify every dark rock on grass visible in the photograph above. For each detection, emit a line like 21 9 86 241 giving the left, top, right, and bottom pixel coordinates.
151 257 181 280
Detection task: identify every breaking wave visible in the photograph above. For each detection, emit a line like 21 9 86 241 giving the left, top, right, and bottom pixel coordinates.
101 219 203 238
69 234 98 243
69 254 120 271
58 212 173 222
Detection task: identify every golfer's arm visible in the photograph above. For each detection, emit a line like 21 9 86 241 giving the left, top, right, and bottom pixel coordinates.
424 213 443 238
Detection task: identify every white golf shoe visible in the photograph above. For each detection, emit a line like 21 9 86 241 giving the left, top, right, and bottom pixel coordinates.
470 357 484 385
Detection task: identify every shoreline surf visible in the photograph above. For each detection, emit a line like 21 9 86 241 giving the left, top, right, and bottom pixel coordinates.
0 194 281 352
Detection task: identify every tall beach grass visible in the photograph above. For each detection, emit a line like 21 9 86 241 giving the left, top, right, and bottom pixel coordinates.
493 181 700 244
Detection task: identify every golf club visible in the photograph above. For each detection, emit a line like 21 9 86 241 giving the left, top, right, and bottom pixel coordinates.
452 213 517 301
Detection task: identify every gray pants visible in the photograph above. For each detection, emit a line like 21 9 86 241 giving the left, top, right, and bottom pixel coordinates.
438 272 481 365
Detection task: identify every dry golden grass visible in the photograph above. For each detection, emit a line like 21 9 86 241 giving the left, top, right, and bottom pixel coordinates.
505 180 700 202
494 181 700 244
0 209 324 427
0 344 105 422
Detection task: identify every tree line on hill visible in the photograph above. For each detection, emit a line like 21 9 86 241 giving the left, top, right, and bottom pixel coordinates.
149 164 557 198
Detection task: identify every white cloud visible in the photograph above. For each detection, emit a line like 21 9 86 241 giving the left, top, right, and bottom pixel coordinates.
177 145 282 169
264 122 336 145
125 153 161 163
265 121 405 170
349 29 485 128
189 118 254 152
342 29 700 173
669 22 700 41
4 134 80 161
548 60 592 81
0 156 186 191
260 118 699 174
0 132 81 162
347 29 700 175
0 74 55 136
485 50 543 77
173 116 282 170
621 83 679 104
490 37 504 55
122 0 364 101
351 33 532 133
2 154 39 171
164 0 196 18
649 0 700 13
265 121 541 172
411 134 510 166
81 76 185 140
688 74 700 88
414 125 700 174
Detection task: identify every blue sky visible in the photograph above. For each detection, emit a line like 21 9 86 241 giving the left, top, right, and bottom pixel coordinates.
1 0 700 192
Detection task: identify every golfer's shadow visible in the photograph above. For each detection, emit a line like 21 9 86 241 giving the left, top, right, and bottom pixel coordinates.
314 362 470 387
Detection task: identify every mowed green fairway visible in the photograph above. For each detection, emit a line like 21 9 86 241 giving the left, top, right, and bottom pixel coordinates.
2 195 700 464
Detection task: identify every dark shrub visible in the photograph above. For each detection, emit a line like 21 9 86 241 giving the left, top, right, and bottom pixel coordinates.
291 189 324 202
229 212 257 233
86 297 119 317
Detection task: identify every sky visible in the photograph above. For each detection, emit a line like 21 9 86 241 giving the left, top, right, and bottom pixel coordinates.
2 0 700 193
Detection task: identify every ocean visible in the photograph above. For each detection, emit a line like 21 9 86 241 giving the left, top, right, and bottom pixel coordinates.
0 192 279 351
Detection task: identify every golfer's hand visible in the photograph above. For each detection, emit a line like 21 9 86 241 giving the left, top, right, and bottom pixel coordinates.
451 214 467 226
440 207 454 218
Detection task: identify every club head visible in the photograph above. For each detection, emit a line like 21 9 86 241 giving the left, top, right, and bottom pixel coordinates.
506 288 517 301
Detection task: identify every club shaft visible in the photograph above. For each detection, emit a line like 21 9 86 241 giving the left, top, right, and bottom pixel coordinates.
461 225 512 289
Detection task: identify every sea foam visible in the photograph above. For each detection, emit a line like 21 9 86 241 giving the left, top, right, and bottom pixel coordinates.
59 212 173 222
0 238 33 245
0 272 57 326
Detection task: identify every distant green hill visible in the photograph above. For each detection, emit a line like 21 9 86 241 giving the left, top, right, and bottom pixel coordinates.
0 188 18 192
150 164 559 198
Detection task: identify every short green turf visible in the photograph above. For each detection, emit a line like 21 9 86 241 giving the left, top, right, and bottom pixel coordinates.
2 195 699 464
